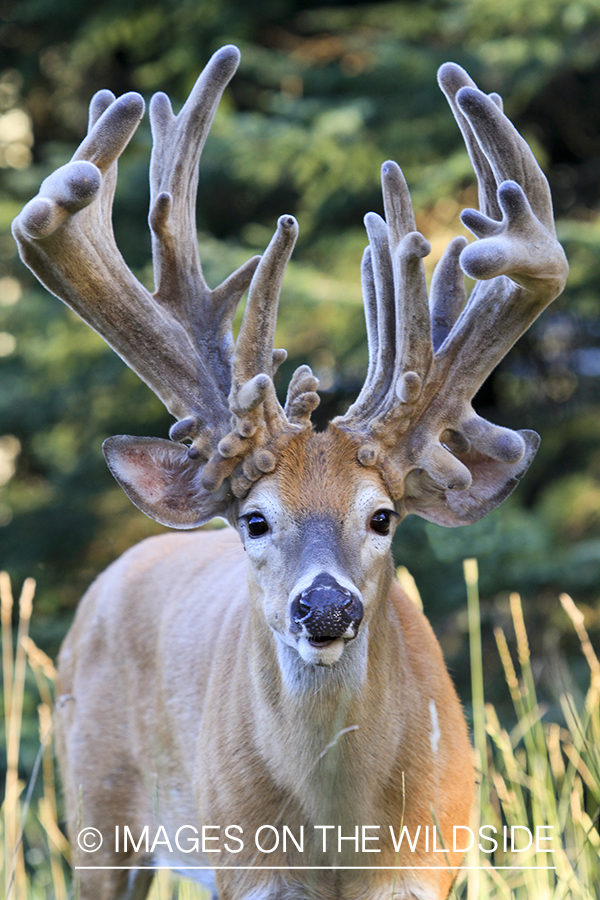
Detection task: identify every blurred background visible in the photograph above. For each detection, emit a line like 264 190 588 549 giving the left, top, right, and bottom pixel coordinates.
1 0 600 758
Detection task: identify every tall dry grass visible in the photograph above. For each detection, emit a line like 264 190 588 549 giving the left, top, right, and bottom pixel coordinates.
452 559 600 900
0 565 598 899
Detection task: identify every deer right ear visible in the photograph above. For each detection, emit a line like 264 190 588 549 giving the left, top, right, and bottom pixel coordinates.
103 436 231 529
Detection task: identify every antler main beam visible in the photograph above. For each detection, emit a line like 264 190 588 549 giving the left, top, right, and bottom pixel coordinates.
335 63 568 526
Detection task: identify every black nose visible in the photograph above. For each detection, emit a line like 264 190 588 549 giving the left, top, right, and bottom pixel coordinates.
290 573 363 640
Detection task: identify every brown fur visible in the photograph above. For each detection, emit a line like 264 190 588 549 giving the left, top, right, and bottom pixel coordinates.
55 430 474 900
275 428 369 516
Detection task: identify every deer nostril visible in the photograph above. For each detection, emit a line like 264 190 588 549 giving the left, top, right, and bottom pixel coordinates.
291 595 312 627
289 574 364 640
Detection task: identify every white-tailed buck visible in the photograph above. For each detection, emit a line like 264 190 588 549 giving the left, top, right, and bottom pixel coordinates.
13 46 567 900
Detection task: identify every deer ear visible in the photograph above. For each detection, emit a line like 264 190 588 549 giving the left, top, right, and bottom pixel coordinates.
403 429 539 527
103 435 231 529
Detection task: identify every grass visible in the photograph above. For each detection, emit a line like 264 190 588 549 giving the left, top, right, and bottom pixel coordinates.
0 563 598 899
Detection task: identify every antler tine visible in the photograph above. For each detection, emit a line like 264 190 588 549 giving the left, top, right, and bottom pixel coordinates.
149 45 242 308
200 214 320 499
359 247 379 390
233 215 298 392
439 63 554 232
83 89 121 232
343 247 378 425
429 236 468 352
336 161 432 436
436 64 503 223
359 211 395 420
382 161 433 391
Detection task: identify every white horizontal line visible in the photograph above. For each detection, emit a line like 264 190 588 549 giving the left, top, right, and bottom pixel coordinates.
75 865 557 871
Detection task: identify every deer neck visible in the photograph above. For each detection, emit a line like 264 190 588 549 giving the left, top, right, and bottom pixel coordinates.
245 560 405 828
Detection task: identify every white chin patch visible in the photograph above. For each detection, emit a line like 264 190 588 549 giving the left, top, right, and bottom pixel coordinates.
297 636 345 666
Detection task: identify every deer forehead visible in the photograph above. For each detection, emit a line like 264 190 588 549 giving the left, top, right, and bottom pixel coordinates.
240 479 390 530
241 428 392 524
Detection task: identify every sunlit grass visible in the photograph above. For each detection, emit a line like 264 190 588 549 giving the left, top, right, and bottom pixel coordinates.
452 560 600 900
1 573 69 900
0 565 598 898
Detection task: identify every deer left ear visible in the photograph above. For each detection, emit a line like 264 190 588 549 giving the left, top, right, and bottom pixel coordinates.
103 435 231 528
403 429 540 527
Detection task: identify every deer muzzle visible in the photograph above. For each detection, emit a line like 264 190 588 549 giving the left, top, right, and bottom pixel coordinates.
290 573 364 646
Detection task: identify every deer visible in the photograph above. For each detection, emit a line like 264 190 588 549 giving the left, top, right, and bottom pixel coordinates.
12 45 567 900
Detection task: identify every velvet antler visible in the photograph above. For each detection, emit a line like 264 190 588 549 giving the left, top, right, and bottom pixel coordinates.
334 63 568 525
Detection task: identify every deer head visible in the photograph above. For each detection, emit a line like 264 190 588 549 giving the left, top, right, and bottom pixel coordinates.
13 47 567 667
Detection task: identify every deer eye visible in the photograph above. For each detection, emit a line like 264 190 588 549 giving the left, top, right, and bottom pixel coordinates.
370 510 393 535
247 514 269 537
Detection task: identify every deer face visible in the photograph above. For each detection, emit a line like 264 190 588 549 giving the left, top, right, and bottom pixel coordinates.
233 428 399 667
